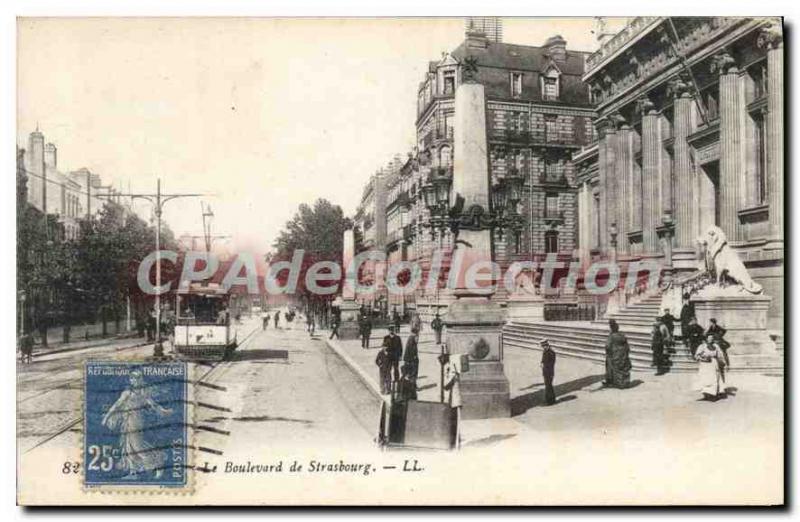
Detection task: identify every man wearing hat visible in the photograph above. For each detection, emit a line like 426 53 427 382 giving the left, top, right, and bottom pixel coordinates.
382 326 403 383
540 339 557 405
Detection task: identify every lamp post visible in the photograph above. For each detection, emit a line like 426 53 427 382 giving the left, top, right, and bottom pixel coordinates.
658 212 676 286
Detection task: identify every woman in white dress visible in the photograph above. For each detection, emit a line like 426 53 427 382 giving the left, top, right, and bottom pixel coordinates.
102 369 173 479
694 334 726 400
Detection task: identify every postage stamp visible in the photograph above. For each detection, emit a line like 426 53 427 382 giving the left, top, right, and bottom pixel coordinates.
83 361 190 488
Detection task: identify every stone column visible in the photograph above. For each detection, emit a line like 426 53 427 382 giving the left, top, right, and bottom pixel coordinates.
615 119 632 255
758 22 784 239
596 118 617 253
714 52 744 241
639 97 660 254
669 77 695 249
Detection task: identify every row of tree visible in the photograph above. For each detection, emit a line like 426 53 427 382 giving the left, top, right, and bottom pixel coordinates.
17 158 177 345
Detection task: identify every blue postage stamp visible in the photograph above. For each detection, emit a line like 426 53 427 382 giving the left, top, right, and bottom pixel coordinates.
84 361 189 487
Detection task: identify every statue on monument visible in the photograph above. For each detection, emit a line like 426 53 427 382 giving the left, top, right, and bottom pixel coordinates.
697 226 763 294
512 268 540 296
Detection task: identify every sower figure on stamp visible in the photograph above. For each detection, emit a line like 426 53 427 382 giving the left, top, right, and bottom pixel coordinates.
540 339 556 405
102 369 173 479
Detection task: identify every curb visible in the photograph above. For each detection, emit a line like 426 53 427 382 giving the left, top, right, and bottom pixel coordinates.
324 338 385 401
30 335 145 358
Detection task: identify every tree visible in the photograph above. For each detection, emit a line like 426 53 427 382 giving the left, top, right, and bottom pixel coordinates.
270 199 353 315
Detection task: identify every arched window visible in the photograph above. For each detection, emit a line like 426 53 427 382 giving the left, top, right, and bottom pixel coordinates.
439 145 452 167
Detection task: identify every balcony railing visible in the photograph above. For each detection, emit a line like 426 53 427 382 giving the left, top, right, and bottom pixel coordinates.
585 17 661 74
493 128 580 147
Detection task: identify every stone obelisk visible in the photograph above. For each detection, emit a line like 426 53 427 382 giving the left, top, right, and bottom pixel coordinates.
336 228 361 340
443 74 511 419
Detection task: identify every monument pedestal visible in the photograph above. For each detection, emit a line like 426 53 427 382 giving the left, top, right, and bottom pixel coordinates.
691 292 776 355
506 294 544 323
444 293 510 420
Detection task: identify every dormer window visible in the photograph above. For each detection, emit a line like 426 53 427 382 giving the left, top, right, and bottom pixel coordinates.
541 67 561 101
443 70 456 95
510 72 523 98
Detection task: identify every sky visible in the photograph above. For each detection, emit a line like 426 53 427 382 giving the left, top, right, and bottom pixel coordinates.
17 17 625 257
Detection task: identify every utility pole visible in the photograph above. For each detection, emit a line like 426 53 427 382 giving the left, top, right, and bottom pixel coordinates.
97 178 207 358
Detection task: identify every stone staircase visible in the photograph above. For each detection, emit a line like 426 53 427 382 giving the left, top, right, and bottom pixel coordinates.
503 320 698 372
604 294 668 332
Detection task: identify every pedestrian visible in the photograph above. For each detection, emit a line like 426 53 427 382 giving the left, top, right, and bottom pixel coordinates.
403 329 419 381
411 312 422 335
695 333 726 400
705 318 731 369
383 326 403 383
679 293 695 348
604 319 632 388
273 310 280 329
683 316 705 356
329 315 340 340
359 313 372 349
661 308 676 353
306 313 315 337
262 313 269 331
375 342 392 395
540 339 556 405
442 353 462 449
396 364 418 402
650 320 666 373
19 332 34 364
392 309 401 333
431 313 444 345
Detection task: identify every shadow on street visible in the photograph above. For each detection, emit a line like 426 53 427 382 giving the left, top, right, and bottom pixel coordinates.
511 374 605 416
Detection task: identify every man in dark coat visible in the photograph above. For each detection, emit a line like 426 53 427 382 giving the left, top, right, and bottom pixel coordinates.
396 364 418 402
403 330 419 381
383 326 403 383
273 310 280 329
684 316 705 356
431 313 444 345
540 339 556 405
329 315 340 340
359 313 372 349
661 308 677 352
392 309 401 332
375 343 392 395
679 293 695 348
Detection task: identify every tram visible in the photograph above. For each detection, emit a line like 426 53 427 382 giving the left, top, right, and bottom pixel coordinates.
173 282 238 361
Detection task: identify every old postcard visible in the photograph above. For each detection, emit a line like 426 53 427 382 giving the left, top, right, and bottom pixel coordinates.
15 16 784 506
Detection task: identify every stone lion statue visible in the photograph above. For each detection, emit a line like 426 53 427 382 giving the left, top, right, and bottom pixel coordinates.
698 226 763 294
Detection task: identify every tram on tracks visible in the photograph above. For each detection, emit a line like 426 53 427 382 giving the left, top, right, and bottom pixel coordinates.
173 282 238 361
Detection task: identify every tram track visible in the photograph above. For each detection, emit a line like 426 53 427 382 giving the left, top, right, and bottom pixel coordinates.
21 323 263 456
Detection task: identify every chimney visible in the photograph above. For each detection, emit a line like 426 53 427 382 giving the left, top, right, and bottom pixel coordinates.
27 129 44 176
45 142 57 170
544 35 567 62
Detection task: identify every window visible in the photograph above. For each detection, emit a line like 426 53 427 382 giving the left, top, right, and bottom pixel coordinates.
541 68 560 101
545 230 559 254
754 113 767 204
511 72 523 98
443 71 455 95
545 193 559 218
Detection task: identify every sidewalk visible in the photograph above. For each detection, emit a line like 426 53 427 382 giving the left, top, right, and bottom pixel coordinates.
324 324 784 451
324 325 529 448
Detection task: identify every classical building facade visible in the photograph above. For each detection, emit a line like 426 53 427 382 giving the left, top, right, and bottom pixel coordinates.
22 129 129 240
575 17 783 322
